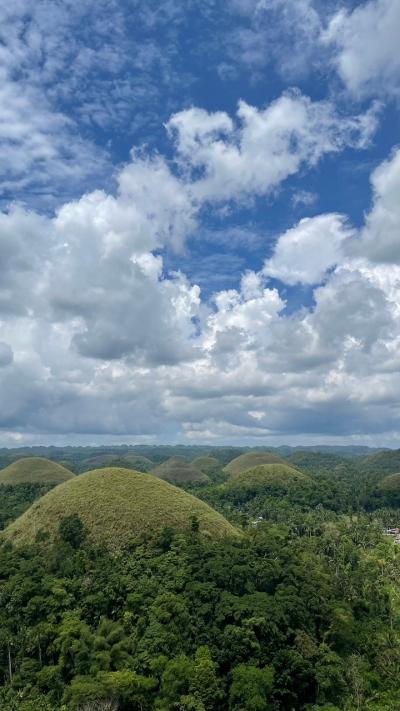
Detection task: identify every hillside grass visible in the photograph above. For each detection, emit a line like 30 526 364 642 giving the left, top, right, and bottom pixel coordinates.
4 468 240 550
223 451 286 477
362 449 400 478
225 463 310 494
151 456 210 483
0 457 75 485
379 473 400 490
191 456 222 477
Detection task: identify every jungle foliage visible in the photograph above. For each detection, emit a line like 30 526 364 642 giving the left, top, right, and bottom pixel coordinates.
0 447 400 709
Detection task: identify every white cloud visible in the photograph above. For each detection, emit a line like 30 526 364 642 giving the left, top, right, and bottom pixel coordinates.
0 205 51 316
292 190 317 208
355 148 400 263
0 98 399 444
323 0 400 98
167 93 379 202
0 69 108 204
263 214 354 285
227 0 323 80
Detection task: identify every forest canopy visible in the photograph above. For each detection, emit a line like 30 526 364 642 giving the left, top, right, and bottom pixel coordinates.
0 447 399 709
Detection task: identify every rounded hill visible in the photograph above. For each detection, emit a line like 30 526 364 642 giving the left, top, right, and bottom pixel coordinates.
151 457 209 484
362 449 400 478
4 468 238 550
0 458 74 486
378 473 400 490
223 451 286 477
225 463 310 496
191 456 221 477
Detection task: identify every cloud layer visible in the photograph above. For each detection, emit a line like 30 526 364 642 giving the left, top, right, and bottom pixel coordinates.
0 0 399 445
0 87 399 445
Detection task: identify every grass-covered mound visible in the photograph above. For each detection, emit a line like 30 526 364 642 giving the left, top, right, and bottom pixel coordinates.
191 456 221 477
225 463 310 497
81 454 154 473
362 449 400 478
151 456 210 484
4 468 238 550
224 451 286 476
379 473 400 490
375 472 400 507
0 457 74 485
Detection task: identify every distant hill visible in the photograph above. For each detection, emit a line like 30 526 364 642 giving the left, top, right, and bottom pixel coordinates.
3 468 240 550
191 456 221 477
378 473 400 490
0 458 74 486
286 451 355 473
81 454 153 473
151 457 210 484
361 449 400 478
274 445 385 458
225 463 310 497
224 452 286 477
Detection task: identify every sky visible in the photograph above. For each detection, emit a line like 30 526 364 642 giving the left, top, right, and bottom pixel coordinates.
0 0 400 447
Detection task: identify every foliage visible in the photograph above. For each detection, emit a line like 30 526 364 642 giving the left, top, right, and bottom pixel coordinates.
80 455 154 474
0 483 53 530
59 515 87 549
0 446 399 709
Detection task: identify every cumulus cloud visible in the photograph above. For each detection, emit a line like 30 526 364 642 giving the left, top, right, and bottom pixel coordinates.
228 0 400 102
263 214 354 285
0 96 399 444
167 93 379 202
355 148 400 263
0 206 51 316
323 0 400 98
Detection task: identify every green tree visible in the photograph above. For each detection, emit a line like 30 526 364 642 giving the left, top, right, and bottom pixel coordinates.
59 515 86 549
229 664 274 710
189 647 223 710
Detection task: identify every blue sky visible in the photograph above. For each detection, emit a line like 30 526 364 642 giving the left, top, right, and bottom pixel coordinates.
0 0 399 446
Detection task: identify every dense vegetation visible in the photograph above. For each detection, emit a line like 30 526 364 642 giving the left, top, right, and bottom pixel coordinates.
0 447 400 709
0 483 54 531
79 455 154 474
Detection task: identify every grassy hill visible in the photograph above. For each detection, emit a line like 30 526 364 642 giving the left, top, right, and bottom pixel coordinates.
225 463 310 496
378 473 400 490
0 457 74 485
224 451 286 477
4 468 239 550
151 456 210 484
191 456 221 477
81 454 153 473
361 449 400 478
